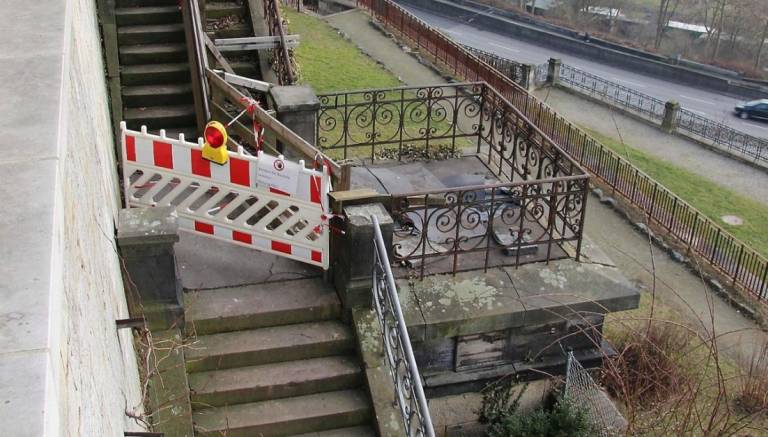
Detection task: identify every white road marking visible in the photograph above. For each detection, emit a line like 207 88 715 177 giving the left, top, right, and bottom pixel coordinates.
611 77 647 88
489 41 519 52
679 94 715 105
745 122 768 131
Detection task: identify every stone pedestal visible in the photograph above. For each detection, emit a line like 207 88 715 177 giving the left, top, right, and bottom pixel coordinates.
270 85 320 159
662 100 681 132
332 203 394 311
547 58 562 85
117 207 183 330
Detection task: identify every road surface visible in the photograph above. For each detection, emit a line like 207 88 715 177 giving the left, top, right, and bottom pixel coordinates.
402 5 768 139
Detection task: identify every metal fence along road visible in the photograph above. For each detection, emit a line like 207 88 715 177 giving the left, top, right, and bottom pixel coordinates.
465 45 531 89
559 63 666 121
357 0 768 301
557 63 768 163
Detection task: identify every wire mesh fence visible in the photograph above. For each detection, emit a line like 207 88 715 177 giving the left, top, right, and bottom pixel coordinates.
564 351 627 437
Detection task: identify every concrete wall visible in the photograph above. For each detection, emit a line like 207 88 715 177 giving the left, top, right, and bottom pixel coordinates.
0 0 143 435
398 0 768 100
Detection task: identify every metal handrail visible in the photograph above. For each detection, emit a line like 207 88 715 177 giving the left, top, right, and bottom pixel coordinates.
372 214 435 437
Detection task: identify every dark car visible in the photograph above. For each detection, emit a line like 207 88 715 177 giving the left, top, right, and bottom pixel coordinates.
734 99 768 120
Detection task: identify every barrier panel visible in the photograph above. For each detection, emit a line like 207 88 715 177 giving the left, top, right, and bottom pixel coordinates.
121 123 331 269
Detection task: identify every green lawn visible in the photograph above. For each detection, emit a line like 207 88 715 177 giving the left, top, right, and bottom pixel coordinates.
282 8 401 93
584 127 768 258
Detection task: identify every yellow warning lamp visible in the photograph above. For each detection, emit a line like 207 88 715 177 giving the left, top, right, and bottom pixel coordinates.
202 121 229 165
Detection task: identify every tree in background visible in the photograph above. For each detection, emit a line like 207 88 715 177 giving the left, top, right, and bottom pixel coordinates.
655 0 682 49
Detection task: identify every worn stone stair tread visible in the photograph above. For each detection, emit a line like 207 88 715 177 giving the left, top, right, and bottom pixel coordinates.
118 22 185 35
206 2 247 18
290 426 377 437
123 83 192 97
124 104 196 121
115 5 181 25
186 321 354 372
189 356 362 407
120 43 187 55
185 279 341 334
192 390 371 436
122 62 189 75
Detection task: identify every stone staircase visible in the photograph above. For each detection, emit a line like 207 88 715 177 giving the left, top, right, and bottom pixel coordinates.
184 278 375 436
204 0 261 78
116 0 197 137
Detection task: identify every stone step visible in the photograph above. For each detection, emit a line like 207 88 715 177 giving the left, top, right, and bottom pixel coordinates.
193 390 372 436
291 426 377 437
115 5 181 25
121 62 190 85
119 43 187 65
118 23 186 45
185 279 341 335
228 61 260 78
186 321 354 372
189 356 362 408
123 104 196 129
117 0 178 7
206 2 248 19
123 83 193 107
207 22 252 40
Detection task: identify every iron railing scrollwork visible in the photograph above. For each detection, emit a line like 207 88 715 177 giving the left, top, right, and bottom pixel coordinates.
355 0 768 301
559 64 666 120
372 214 436 437
264 0 297 85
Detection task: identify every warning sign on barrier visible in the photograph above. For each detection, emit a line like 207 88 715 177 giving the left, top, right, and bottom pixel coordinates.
256 153 300 195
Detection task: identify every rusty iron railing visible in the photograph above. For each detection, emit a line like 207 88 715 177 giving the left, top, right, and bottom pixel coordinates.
357 0 768 300
465 45 531 89
264 0 297 85
318 82 590 277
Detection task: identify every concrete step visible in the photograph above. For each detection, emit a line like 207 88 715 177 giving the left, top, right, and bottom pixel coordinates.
185 279 341 335
193 390 372 436
119 43 187 65
189 356 362 408
185 321 354 372
124 104 196 129
121 62 190 85
123 83 193 107
118 23 185 45
291 426 377 437
206 2 248 19
115 5 181 25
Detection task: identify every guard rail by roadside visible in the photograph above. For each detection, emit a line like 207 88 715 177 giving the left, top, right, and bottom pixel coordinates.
372 214 436 437
557 63 768 165
356 0 768 301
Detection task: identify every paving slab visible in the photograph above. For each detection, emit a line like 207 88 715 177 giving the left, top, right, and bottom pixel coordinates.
176 232 322 290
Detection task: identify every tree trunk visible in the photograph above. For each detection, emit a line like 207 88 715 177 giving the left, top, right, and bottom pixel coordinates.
755 19 768 70
712 1 726 60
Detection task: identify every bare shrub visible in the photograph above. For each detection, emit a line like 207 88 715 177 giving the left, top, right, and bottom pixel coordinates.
733 341 768 416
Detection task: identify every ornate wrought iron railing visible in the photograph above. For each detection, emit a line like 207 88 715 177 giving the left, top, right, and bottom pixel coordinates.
372 214 436 437
318 82 590 277
534 63 549 85
559 63 666 121
317 83 483 160
356 0 768 301
264 0 296 85
465 46 530 89
676 108 768 162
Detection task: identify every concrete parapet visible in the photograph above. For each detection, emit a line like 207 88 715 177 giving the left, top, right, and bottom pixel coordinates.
270 85 321 158
117 207 184 330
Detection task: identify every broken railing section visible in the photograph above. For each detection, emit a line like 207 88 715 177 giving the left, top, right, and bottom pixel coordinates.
263 0 297 85
372 214 436 437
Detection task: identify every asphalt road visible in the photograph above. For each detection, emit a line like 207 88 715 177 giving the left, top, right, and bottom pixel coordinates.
402 5 768 139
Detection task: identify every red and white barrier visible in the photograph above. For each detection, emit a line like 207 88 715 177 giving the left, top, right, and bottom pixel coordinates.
121 123 331 269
